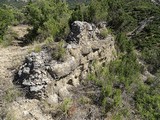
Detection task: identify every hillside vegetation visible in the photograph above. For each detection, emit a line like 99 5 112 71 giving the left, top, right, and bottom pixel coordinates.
0 0 27 8
0 0 160 120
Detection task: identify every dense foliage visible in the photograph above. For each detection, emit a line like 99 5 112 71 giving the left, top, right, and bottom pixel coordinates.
24 0 71 42
75 0 160 119
0 0 27 8
135 75 160 120
87 40 141 119
0 6 14 42
0 5 25 45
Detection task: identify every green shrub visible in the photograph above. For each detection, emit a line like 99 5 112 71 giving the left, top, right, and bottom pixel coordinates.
60 98 72 114
1 28 18 47
113 89 122 107
51 41 66 61
99 28 108 38
86 50 140 114
116 32 133 53
70 0 108 23
78 96 91 104
33 45 42 53
25 0 71 42
135 79 160 120
0 6 15 41
45 36 54 44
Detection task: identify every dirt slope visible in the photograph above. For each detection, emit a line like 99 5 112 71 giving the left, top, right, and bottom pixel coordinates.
0 45 30 84
0 25 33 110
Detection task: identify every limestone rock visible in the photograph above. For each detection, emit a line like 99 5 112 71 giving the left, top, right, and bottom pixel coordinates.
16 21 116 100
81 45 92 55
59 86 71 99
46 94 59 104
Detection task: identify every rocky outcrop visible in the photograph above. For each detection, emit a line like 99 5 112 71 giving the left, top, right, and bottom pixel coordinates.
16 21 116 101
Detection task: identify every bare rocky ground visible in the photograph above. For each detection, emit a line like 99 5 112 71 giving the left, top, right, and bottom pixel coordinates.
0 25 47 120
0 45 45 120
0 25 31 106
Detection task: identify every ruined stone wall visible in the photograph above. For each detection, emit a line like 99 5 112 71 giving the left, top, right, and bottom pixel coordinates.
16 21 117 103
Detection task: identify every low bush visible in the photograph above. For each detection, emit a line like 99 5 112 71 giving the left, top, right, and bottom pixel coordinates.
87 48 140 117
60 98 72 114
24 0 71 42
99 28 108 39
51 41 66 61
33 45 42 53
0 6 15 42
135 77 160 120
1 28 18 47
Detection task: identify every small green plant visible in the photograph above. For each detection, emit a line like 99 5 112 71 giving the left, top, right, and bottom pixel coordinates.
112 113 123 120
78 96 91 104
60 98 72 114
1 29 18 47
99 28 108 38
102 83 113 97
45 36 54 45
113 89 122 107
33 45 41 53
52 41 66 61
3 87 22 103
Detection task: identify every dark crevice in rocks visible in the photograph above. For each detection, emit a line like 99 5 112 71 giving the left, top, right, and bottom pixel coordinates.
67 79 74 86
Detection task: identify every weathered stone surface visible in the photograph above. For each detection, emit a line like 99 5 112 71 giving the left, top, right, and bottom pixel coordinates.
16 21 117 100
91 41 101 51
46 94 59 104
81 45 92 55
59 86 71 99
48 57 78 79
97 21 107 28
30 85 44 92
